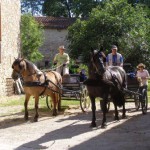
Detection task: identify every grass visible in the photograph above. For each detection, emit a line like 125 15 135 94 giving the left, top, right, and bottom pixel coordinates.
0 81 150 109
0 95 81 111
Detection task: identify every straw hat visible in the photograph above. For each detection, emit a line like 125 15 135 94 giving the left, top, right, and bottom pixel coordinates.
58 45 66 50
137 63 145 69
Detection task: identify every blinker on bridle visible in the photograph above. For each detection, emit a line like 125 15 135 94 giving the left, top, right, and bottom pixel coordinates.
91 52 105 75
12 59 24 74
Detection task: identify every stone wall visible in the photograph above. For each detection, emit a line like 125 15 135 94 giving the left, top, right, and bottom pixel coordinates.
0 0 20 96
38 29 69 68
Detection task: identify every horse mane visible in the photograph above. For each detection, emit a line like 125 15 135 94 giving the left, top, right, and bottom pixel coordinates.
24 59 37 71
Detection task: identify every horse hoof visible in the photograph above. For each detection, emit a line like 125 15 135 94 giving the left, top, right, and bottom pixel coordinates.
52 112 57 116
90 122 97 127
24 116 28 121
114 116 119 121
122 115 127 119
33 118 38 122
101 122 107 129
101 125 107 129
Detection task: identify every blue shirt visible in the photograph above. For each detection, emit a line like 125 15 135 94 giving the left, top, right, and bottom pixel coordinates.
106 54 123 66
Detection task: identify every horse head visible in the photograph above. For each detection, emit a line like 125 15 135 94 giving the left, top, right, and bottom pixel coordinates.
90 48 106 76
11 58 26 80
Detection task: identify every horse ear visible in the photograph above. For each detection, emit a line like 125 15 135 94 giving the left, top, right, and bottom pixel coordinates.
21 57 24 61
90 47 95 55
91 47 94 52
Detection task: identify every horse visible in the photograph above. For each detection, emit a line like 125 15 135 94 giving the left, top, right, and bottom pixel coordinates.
11 58 62 122
84 49 127 128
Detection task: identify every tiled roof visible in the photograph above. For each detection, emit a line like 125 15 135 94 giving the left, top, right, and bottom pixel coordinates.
35 17 76 29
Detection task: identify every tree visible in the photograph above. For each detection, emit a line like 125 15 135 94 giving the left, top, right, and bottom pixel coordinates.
67 0 150 69
42 0 71 17
71 0 100 18
21 14 44 62
128 0 150 6
42 0 101 18
21 0 45 16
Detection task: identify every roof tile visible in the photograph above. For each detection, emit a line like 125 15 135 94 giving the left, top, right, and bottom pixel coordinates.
35 17 76 29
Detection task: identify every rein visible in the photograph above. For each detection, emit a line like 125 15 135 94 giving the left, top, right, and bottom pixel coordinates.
43 64 64 72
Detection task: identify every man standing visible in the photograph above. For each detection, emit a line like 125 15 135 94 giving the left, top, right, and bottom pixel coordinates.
106 45 123 67
53 45 70 76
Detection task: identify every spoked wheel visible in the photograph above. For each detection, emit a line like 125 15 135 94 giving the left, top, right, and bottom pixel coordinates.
80 85 90 112
100 100 110 113
141 89 148 114
46 96 53 110
134 94 140 111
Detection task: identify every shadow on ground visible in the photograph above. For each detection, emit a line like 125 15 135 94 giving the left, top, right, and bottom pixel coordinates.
14 107 150 150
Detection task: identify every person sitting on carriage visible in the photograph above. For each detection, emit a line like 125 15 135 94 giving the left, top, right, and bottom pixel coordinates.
106 45 123 67
53 45 70 76
79 69 87 82
136 63 149 92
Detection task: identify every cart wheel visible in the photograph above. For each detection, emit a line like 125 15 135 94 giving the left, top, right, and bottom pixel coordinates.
46 96 53 110
141 89 148 114
134 94 140 110
100 100 110 113
80 85 90 112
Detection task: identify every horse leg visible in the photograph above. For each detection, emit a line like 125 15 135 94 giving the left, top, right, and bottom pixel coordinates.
57 93 61 111
90 96 96 127
24 94 30 121
122 103 126 119
34 96 39 122
101 96 108 128
114 104 119 120
51 94 57 116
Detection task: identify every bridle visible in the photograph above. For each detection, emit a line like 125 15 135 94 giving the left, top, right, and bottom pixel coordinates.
12 59 36 77
91 51 105 76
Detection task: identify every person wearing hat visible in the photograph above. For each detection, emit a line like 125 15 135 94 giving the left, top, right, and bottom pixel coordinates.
106 45 123 67
53 45 70 76
136 63 149 87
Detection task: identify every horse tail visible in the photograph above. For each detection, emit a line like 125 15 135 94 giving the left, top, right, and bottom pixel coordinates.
112 88 125 107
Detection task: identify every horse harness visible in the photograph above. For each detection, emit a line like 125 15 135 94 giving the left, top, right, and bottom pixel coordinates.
23 71 62 96
13 59 62 96
91 54 123 90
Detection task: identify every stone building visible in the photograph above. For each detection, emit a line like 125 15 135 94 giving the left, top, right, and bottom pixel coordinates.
35 17 76 68
0 0 20 96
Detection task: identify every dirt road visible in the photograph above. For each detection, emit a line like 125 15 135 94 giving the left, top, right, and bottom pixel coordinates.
0 102 150 150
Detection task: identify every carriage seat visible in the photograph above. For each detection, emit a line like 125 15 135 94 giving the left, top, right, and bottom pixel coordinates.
62 74 81 90
127 72 139 91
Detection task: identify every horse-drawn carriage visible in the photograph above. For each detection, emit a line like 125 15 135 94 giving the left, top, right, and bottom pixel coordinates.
103 63 148 115
11 56 148 128
123 63 148 114
46 74 90 112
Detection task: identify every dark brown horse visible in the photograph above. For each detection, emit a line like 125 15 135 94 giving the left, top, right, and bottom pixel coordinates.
84 49 127 128
11 58 62 122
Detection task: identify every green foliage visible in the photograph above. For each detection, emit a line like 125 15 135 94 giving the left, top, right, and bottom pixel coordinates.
21 14 44 62
148 80 150 91
71 0 100 18
69 59 88 74
21 0 45 16
128 0 150 7
68 0 150 69
42 0 72 17
42 0 101 18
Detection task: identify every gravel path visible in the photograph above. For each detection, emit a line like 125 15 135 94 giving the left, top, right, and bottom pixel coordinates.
0 100 150 150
